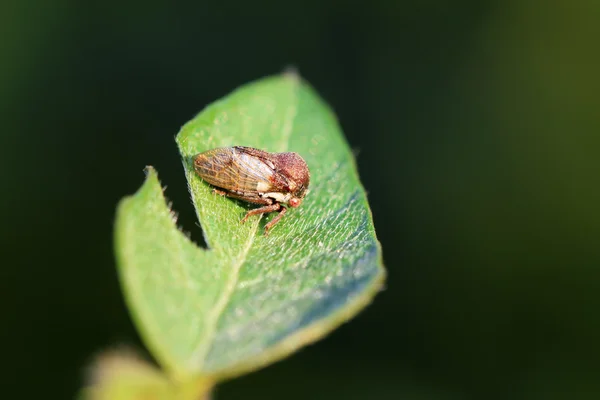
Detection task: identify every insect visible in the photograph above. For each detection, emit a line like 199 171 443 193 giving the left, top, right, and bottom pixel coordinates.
193 146 310 235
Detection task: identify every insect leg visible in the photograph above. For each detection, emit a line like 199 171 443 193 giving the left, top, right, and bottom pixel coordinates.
212 188 228 196
264 206 287 234
240 203 281 224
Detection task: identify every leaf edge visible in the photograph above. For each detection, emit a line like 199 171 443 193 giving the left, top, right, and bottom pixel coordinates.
114 166 195 380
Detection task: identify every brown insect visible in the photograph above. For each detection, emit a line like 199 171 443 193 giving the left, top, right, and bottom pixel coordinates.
193 146 310 234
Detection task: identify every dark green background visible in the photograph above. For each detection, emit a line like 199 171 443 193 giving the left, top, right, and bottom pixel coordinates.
2 1 599 399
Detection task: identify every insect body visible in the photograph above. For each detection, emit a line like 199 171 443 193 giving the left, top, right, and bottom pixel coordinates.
193 146 310 234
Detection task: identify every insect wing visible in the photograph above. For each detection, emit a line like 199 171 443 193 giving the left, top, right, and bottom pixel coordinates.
233 146 278 168
194 147 276 193
231 149 278 193
234 146 292 192
194 148 234 187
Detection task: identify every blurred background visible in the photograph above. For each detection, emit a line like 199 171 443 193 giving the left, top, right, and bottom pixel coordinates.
2 0 599 399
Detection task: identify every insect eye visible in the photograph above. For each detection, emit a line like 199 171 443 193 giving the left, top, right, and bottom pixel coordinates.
289 198 301 208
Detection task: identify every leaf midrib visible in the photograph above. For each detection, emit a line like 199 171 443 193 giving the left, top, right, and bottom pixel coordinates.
192 77 300 370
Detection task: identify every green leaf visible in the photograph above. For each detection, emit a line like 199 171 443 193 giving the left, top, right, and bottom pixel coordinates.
114 72 385 387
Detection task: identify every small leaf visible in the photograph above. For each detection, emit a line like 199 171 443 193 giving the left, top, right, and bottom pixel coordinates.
80 348 211 400
114 72 385 387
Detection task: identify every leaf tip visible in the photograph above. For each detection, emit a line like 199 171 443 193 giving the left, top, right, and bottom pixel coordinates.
143 165 158 179
114 165 165 267
282 65 300 82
